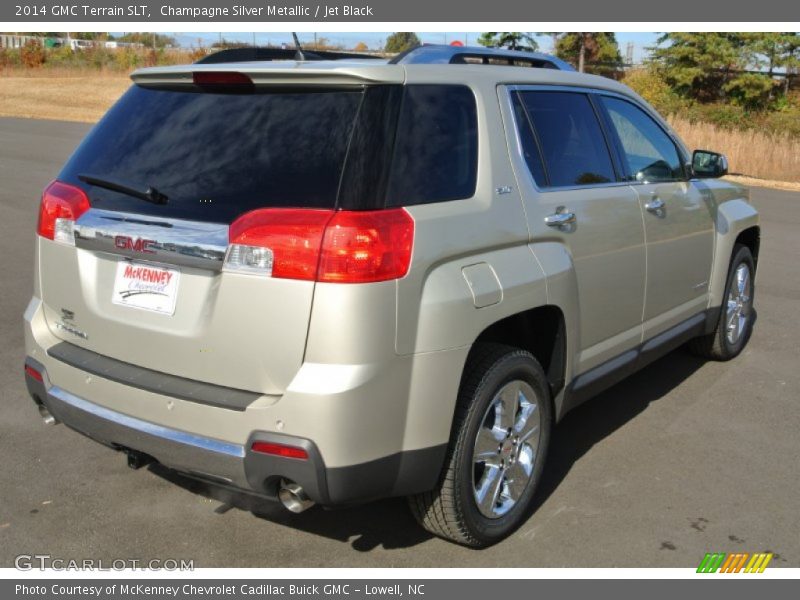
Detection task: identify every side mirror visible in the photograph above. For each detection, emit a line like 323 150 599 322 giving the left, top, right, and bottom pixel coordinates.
692 149 729 179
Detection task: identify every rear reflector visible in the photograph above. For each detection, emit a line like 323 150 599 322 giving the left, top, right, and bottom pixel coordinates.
37 181 91 243
251 441 309 460
24 364 43 382
193 71 254 87
225 208 414 283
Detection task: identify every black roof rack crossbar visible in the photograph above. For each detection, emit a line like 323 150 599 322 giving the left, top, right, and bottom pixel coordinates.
389 44 575 71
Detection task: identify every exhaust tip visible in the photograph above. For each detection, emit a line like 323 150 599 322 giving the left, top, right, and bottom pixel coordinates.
278 480 315 513
38 404 58 426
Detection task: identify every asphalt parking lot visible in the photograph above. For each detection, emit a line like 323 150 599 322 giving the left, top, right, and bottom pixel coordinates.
0 116 798 568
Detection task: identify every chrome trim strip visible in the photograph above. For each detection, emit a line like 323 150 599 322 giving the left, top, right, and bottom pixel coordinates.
501 84 690 193
48 386 246 458
504 84 690 168
73 208 228 271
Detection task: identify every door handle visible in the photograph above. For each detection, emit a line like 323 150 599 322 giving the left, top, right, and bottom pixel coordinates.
544 209 576 227
645 198 665 212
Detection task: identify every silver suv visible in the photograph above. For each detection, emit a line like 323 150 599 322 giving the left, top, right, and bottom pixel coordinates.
24 45 760 547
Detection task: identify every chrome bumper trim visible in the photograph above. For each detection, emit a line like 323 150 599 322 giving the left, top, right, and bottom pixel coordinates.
49 386 245 459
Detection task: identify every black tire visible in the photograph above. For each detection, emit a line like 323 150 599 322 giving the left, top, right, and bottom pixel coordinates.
408 343 552 547
689 244 755 360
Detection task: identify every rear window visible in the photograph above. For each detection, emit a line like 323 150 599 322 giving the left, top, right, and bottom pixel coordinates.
60 85 363 223
59 83 479 222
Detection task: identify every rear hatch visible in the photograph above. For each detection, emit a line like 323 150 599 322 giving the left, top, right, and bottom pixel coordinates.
37 69 400 395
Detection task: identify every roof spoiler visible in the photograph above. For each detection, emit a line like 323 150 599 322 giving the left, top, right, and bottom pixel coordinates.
195 47 384 64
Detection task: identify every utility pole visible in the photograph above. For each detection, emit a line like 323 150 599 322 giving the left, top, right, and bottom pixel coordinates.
577 33 587 73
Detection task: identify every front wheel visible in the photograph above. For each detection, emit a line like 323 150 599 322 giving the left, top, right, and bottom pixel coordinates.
409 344 552 547
690 244 756 360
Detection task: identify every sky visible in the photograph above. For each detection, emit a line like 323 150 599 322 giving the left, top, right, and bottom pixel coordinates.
156 32 661 63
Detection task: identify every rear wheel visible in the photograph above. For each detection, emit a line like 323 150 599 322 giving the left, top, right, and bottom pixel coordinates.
690 244 755 360
409 344 552 547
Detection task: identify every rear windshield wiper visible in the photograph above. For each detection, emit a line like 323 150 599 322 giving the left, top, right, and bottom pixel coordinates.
78 173 168 206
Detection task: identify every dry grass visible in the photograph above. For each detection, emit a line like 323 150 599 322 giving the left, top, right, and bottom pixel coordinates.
0 73 130 122
668 115 800 183
722 174 800 192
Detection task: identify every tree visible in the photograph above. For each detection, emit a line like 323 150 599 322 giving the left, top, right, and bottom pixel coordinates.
354 42 369 52
384 32 421 54
554 33 622 75
114 32 176 48
477 32 537 52
648 33 794 108
748 33 800 96
649 33 748 102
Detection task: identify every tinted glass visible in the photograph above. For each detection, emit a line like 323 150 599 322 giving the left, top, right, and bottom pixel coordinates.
600 96 684 183
60 85 363 223
518 91 615 187
338 85 403 210
511 92 547 187
386 85 478 206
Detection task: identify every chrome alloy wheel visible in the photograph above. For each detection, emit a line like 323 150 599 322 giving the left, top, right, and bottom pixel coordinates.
472 380 541 518
726 263 752 345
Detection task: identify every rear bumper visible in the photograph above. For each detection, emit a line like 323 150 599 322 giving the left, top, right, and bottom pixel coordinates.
24 357 445 505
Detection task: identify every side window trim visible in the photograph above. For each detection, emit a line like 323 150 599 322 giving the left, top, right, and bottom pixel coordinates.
587 93 630 183
506 84 693 192
508 87 625 191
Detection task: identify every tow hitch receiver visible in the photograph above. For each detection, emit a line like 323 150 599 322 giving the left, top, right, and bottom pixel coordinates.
125 449 154 470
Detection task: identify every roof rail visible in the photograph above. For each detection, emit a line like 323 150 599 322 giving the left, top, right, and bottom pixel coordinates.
195 47 385 64
389 44 575 71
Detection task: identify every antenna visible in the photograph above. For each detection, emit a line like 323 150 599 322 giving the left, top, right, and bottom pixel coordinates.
291 32 305 60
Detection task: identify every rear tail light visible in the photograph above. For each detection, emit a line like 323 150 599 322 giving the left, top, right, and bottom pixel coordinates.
225 208 414 283
226 209 333 279
37 181 90 244
251 441 309 460
318 209 414 283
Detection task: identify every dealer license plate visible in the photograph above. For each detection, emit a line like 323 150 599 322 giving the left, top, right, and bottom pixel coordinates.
112 260 180 315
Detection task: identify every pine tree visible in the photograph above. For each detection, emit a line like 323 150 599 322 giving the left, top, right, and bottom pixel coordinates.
384 32 421 54
477 33 538 52
554 33 622 75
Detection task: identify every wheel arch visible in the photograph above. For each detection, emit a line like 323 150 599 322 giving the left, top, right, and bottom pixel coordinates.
469 305 567 400
735 226 760 270
710 199 759 308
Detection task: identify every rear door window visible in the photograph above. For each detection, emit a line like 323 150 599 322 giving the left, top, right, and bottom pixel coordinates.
515 91 616 188
60 86 363 223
